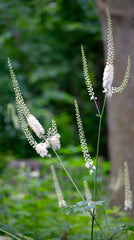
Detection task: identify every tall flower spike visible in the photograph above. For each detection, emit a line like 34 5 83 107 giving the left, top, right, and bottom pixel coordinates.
74 100 95 175
111 56 131 94
8 58 45 139
106 6 114 66
8 58 49 157
103 7 114 96
81 45 96 100
103 7 131 96
124 162 133 210
8 58 30 117
51 165 66 208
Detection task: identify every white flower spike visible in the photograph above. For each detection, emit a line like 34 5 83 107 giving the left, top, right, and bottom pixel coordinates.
27 114 45 139
51 165 66 208
81 45 96 100
103 7 131 96
75 100 96 175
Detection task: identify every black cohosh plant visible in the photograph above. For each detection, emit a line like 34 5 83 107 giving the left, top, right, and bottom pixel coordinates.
2 6 133 240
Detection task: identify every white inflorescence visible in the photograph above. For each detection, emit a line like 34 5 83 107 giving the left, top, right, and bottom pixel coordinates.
111 57 131 94
51 165 66 208
103 7 114 96
35 142 49 157
75 100 96 175
124 162 133 210
8 59 61 158
106 7 114 66
103 8 131 96
47 120 61 150
27 114 45 139
81 45 96 101
8 59 38 150
8 58 30 117
49 134 61 150
103 64 114 96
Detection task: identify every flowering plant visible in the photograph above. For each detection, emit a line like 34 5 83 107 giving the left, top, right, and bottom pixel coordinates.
1 6 132 240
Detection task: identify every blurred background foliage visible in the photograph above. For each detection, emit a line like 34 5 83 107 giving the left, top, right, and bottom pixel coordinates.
0 0 106 159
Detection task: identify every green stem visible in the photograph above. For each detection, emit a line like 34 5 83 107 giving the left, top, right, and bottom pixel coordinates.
94 95 106 200
91 94 107 240
94 99 101 116
97 185 109 229
52 149 108 239
52 149 85 201
63 209 72 240
0 228 21 240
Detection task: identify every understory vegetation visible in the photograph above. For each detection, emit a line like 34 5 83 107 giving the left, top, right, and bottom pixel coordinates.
0 154 133 240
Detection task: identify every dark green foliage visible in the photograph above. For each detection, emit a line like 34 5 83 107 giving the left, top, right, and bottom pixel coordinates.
0 0 105 158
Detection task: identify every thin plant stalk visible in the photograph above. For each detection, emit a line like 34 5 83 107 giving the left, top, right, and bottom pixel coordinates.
94 99 101 116
52 148 85 201
96 184 109 229
63 209 72 240
91 94 107 240
0 228 21 240
52 149 108 240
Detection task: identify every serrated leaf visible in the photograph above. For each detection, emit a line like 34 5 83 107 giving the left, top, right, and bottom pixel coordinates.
64 200 105 215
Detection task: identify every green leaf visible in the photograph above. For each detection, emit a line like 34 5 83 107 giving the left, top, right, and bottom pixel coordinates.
64 200 105 215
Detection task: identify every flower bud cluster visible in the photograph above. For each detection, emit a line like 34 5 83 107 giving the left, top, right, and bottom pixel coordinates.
75 100 96 175
81 45 96 101
51 165 66 208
